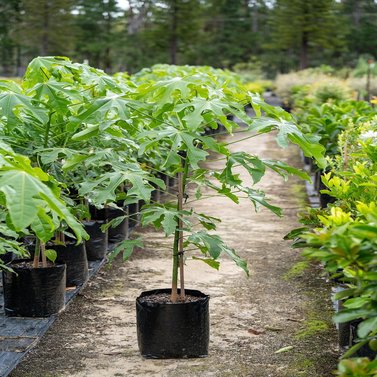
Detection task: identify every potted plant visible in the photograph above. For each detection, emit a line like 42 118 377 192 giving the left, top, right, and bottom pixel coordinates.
100 66 327 358
0 142 87 317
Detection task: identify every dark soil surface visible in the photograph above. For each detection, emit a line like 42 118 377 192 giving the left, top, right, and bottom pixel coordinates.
138 292 205 304
10 130 340 377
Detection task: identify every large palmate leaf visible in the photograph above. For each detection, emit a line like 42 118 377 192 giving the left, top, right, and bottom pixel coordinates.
218 152 266 185
138 127 211 169
0 146 87 243
247 94 327 168
241 187 283 216
175 96 236 132
108 238 144 263
23 56 80 89
186 231 249 275
141 203 192 236
262 159 310 181
70 96 141 129
0 91 48 129
30 81 83 112
79 163 165 206
138 76 197 105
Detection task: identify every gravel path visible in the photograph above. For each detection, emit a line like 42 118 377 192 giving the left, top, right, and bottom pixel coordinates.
11 130 339 377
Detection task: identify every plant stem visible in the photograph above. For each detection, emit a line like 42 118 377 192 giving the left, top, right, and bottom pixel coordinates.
171 223 179 302
343 141 348 171
171 152 189 302
33 238 41 268
178 171 185 301
225 132 260 146
43 113 53 148
41 242 47 268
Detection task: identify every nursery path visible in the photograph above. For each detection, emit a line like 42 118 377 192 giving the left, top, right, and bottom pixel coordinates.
11 130 339 377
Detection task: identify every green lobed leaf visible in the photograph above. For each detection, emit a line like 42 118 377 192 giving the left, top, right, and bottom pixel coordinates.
187 231 249 275
108 238 143 263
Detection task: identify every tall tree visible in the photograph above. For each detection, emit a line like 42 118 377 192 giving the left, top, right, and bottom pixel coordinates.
269 0 347 70
20 0 76 57
341 0 377 60
74 0 123 71
0 0 22 75
143 0 204 66
202 0 253 67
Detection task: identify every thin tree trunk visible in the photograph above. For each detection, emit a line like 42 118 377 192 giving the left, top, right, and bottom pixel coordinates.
15 0 22 76
178 171 185 301
16 44 22 76
33 239 41 268
170 0 178 65
171 152 188 302
104 3 112 72
41 0 49 55
41 242 47 268
353 0 361 28
252 1 258 33
367 60 372 101
299 31 309 70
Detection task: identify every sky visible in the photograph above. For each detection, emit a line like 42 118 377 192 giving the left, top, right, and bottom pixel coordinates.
117 0 128 10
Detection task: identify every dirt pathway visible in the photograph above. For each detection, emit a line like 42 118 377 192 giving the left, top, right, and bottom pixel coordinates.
11 131 339 377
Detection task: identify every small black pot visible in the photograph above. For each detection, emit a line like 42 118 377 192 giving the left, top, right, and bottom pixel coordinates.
136 288 210 359
84 220 108 261
106 205 128 242
128 202 139 228
2 260 66 317
54 242 88 287
318 173 336 208
350 320 377 359
0 251 15 264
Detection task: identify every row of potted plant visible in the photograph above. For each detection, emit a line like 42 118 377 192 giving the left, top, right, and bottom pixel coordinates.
286 99 377 374
0 56 325 358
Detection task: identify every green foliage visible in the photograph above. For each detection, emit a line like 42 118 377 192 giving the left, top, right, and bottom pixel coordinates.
288 91 377 373
296 100 376 157
269 0 347 69
336 358 377 377
0 57 324 286
0 142 87 248
108 238 144 263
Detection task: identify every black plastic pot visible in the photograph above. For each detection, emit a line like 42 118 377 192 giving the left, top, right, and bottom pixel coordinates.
136 288 210 359
89 204 128 241
303 156 312 166
350 320 377 359
84 220 108 261
317 173 336 208
54 242 88 287
106 205 128 243
128 202 139 228
0 251 15 264
89 205 106 221
2 259 66 317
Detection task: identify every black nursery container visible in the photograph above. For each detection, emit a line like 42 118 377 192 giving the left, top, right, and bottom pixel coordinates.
107 206 128 243
84 220 108 261
2 260 66 317
136 288 210 359
89 204 128 242
317 170 336 208
54 242 88 287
